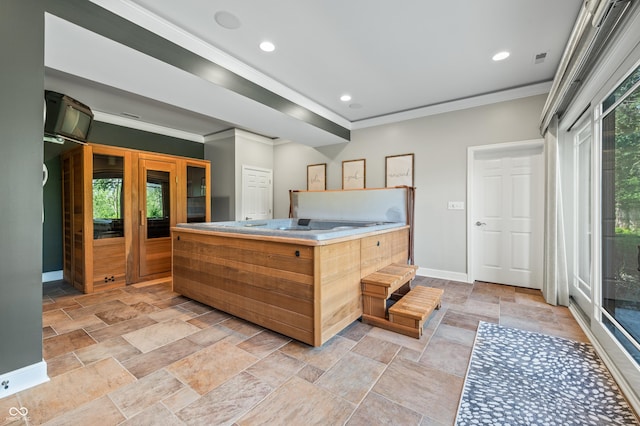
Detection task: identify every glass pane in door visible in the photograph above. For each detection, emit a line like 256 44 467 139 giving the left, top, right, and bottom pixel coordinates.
601 72 640 362
146 170 170 238
186 165 206 223
93 154 124 239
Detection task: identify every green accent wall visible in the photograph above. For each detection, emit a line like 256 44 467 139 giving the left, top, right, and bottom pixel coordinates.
42 121 205 273
0 0 45 375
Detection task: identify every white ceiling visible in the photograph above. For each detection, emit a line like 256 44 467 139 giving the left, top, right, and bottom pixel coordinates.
43 0 583 146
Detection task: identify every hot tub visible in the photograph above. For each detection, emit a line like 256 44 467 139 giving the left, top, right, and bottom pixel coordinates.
171 218 410 346
175 218 405 241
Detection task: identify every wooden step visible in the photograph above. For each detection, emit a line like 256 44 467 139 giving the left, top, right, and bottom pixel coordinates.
361 263 418 318
387 286 444 337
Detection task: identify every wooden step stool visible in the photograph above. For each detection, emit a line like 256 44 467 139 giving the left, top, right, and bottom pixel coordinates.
388 286 444 338
361 263 418 318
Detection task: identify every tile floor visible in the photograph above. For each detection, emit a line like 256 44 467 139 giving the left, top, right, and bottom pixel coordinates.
0 277 588 425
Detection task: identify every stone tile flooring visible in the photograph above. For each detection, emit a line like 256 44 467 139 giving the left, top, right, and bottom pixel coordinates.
0 277 588 425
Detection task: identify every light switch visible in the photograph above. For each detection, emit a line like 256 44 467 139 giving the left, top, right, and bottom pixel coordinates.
448 201 465 210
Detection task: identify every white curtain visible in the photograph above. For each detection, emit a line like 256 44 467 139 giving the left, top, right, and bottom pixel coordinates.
543 115 570 306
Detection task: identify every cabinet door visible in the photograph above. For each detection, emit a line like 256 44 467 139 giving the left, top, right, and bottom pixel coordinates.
139 158 177 278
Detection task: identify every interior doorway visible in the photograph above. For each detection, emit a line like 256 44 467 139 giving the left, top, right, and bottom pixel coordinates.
467 139 544 288
241 165 273 221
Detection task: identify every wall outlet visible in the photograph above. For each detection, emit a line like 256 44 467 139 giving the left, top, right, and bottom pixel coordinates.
448 201 465 210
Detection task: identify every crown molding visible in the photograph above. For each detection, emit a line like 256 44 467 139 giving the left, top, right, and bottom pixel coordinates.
352 82 552 130
92 110 204 142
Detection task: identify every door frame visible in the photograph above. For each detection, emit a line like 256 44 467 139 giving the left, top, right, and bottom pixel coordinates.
466 138 545 284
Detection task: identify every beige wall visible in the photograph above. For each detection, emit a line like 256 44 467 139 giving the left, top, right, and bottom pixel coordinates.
274 94 547 277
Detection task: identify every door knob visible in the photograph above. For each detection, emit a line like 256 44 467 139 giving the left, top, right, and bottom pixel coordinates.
475 221 486 226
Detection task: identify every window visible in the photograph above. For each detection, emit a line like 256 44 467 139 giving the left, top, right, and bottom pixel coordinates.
93 154 124 239
599 63 640 363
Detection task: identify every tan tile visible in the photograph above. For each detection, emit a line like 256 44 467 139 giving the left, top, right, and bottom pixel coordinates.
347 392 422 426
73 288 125 307
316 351 386 404
18 358 135 424
296 364 325 383
440 310 497 331
166 340 259 395
351 335 400 364
419 334 473 377
500 300 556 324
366 324 433 353
94 302 159 325
219 317 264 338
88 316 157 342
246 351 305 388
123 318 200 353
42 297 81 313
514 291 550 307
337 319 373 342
40 396 125 426
46 352 82 378
122 338 203 379
373 357 463 424
42 326 57 339
237 330 290 358
42 309 71 327
178 300 214 315
397 347 422 362
75 336 142 365
280 335 354 370
65 300 128 320
161 386 200 413
118 402 184 426
177 372 272 425
184 324 232 347
49 314 106 335
148 306 197 323
109 369 184 418
152 295 190 309
186 309 230 328
43 329 96 359
447 299 500 320
434 323 476 347
238 376 353 425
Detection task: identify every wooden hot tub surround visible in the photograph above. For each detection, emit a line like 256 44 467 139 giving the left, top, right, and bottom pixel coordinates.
171 224 409 346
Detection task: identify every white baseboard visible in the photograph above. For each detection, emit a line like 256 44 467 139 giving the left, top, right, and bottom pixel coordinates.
417 267 470 283
42 270 63 283
0 360 49 399
568 304 640 416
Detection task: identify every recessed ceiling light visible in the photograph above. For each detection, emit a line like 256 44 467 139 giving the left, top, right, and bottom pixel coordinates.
492 51 510 61
214 11 241 30
340 94 352 102
260 41 275 52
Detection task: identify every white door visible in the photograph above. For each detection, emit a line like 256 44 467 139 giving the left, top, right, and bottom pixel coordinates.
241 166 272 221
471 145 544 288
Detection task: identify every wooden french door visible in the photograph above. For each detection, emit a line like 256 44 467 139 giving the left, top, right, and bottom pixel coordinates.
139 158 177 279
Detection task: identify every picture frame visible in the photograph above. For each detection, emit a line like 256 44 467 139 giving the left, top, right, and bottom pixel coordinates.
385 153 414 187
307 163 326 191
342 159 366 189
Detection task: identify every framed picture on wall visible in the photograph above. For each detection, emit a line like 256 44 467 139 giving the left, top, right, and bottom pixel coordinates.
307 163 326 191
385 153 414 187
342 159 366 189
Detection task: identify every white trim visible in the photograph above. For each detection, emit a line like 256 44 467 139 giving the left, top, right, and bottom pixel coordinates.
352 82 551 130
0 360 49 399
466 139 545 285
42 270 63 283
569 304 640 415
417 267 470 284
93 111 204 143
204 128 274 146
